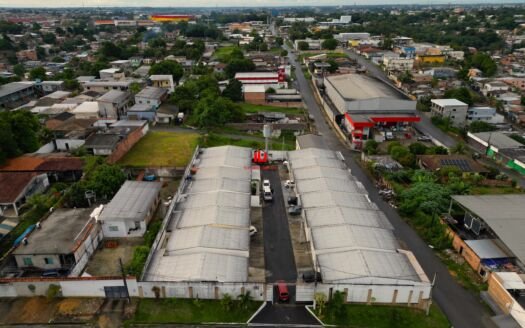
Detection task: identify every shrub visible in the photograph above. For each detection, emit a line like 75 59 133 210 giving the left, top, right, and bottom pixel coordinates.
46 284 61 299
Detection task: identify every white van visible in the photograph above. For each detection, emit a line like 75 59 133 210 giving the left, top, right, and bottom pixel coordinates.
263 186 273 202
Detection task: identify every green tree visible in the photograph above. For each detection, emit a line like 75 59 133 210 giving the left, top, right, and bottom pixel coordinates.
222 78 243 102
192 96 244 128
363 139 379 155
444 87 473 105
13 64 25 77
450 142 467 154
280 49 288 57
326 59 339 73
225 58 255 78
321 38 338 50
149 60 184 82
29 66 46 81
8 111 41 153
36 46 46 60
469 120 497 133
221 293 234 311
87 164 126 199
42 33 56 44
408 142 427 155
63 79 80 91
129 82 142 94
297 41 309 51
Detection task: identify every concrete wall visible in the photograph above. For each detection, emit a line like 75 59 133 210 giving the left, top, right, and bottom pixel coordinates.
101 219 146 238
55 139 85 151
14 254 61 270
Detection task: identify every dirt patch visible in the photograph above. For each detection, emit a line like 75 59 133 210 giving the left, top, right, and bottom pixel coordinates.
85 238 144 276
3 297 57 324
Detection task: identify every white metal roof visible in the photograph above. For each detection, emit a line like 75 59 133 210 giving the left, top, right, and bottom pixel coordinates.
151 252 248 282
71 101 100 113
300 190 376 210
318 250 420 284
464 239 509 260
430 98 468 107
166 225 249 254
311 225 398 253
200 145 253 160
296 177 365 194
288 147 426 285
193 166 251 180
189 178 250 194
305 206 393 230
290 156 345 170
175 206 250 229
180 191 250 209
293 166 350 180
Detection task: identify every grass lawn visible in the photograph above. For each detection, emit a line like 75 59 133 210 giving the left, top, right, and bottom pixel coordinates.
119 131 199 168
213 46 240 63
240 103 304 115
201 133 295 150
128 298 261 324
317 304 450 328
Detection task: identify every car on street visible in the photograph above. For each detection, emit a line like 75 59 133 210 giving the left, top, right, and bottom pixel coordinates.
263 179 271 189
288 205 302 215
417 135 432 142
302 270 322 283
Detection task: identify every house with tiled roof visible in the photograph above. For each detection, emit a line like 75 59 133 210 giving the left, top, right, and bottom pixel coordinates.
0 172 49 217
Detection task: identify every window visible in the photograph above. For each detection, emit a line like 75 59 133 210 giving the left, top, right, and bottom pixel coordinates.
23 257 33 266
109 226 119 232
44 257 53 265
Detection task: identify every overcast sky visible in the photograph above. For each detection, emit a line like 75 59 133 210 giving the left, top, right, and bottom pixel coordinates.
0 0 522 8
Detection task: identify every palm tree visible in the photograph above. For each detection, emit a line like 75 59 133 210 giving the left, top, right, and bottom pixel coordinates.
451 142 467 154
221 293 234 311
237 291 252 310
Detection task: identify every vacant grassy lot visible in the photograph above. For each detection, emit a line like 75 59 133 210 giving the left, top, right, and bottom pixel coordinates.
240 103 304 115
128 298 261 324
317 304 450 328
213 46 240 63
200 133 295 151
119 131 199 168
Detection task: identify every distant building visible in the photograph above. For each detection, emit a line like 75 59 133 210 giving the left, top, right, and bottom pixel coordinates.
0 82 38 109
294 38 322 51
430 99 469 127
149 75 175 94
97 90 132 119
149 14 193 22
99 181 162 238
467 106 504 124
383 57 414 71
0 172 49 217
135 86 168 108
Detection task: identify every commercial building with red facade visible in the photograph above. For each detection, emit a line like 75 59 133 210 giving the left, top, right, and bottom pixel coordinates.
324 73 420 149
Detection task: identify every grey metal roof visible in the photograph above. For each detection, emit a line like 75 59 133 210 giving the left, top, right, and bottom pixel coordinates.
452 194 525 264
325 74 401 100
300 190 376 210
312 225 398 253
464 239 510 260
135 86 167 99
189 177 251 194
296 134 326 149
0 82 35 98
180 191 251 209
97 90 129 103
99 181 161 222
290 156 345 170
471 132 523 150
84 134 120 149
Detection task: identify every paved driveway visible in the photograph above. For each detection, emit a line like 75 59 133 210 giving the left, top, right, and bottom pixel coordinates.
261 168 297 284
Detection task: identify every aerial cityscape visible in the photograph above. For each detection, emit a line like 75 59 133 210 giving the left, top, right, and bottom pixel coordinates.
0 2 524 327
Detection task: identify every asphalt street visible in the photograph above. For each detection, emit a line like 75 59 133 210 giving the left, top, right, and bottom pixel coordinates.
286 44 492 328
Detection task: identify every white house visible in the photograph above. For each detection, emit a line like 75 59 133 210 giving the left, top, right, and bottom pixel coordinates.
135 87 168 109
430 99 469 127
383 57 414 71
150 75 175 94
98 181 162 238
467 106 505 124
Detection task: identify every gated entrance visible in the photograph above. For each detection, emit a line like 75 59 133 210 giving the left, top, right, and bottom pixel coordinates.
104 286 128 299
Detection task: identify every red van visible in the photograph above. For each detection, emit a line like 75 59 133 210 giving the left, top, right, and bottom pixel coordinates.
277 280 289 302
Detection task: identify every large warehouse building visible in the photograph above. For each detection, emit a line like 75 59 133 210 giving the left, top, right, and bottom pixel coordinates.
324 74 420 148
145 146 253 283
288 148 431 304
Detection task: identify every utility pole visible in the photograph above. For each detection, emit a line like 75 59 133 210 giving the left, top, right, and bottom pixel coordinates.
119 258 131 303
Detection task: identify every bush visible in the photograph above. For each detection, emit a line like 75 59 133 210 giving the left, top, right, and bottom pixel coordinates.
46 284 61 299
363 140 379 155
408 142 427 155
126 246 151 277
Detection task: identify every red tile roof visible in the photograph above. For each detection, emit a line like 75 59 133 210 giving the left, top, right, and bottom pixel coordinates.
0 172 38 203
0 156 84 172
